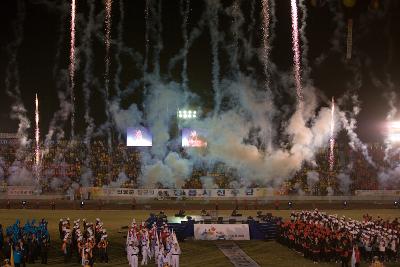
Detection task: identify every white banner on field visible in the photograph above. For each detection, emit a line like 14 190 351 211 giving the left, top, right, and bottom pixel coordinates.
194 224 250 241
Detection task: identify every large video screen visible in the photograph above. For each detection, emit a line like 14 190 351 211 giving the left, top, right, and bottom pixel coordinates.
182 128 207 147
127 127 152 147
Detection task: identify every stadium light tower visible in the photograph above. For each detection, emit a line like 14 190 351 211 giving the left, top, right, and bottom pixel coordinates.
177 109 197 120
388 121 400 143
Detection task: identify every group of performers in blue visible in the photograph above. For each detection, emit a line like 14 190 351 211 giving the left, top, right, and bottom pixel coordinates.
0 219 50 267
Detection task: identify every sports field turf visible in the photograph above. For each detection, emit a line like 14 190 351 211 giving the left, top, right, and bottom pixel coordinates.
0 209 398 266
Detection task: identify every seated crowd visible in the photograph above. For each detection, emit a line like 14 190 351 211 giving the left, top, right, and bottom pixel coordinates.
277 209 399 265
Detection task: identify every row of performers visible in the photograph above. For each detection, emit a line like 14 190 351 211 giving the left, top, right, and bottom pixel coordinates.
126 220 181 267
1 219 50 266
59 218 109 266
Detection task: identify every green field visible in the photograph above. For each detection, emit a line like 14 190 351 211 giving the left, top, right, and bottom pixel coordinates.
0 209 398 267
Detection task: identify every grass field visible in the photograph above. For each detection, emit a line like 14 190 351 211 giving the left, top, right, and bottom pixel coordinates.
0 209 398 267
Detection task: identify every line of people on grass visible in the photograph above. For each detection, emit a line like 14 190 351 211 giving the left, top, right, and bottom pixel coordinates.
277 209 399 266
126 219 181 267
59 217 108 267
0 219 50 266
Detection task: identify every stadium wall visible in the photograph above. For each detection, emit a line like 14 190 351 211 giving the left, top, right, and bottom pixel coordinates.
0 187 398 201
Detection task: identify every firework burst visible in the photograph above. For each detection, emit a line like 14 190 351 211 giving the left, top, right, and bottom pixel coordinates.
69 0 76 138
35 93 41 182
290 0 303 103
329 97 336 171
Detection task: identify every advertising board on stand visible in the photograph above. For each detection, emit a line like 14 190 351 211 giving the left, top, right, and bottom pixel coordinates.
77 187 280 199
7 186 36 196
194 224 250 240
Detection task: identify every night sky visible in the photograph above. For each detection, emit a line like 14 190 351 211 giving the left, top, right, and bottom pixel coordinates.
0 0 399 143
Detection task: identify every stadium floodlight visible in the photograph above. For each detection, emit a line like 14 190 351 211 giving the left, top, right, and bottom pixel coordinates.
389 133 400 142
390 121 400 129
388 121 400 143
177 109 198 120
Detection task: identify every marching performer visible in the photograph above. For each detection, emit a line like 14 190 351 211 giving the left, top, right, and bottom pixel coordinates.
162 249 171 267
141 231 150 265
170 243 181 267
127 242 139 267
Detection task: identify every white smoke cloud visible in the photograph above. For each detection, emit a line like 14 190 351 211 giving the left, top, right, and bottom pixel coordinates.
326 186 334 196
10 0 387 194
50 177 68 191
80 167 93 187
109 171 129 188
7 161 35 186
110 100 142 134
200 176 218 189
144 76 186 159
307 171 319 188
0 157 5 181
337 94 375 166
378 165 400 189
337 172 352 194
177 80 338 188
141 152 192 188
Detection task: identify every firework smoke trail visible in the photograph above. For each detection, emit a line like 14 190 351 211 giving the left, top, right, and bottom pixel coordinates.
241 0 256 63
261 0 273 152
104 0 113 124
180 0 190 92
329 97 335 171
69 0 76 139
114 0 124 98
290 0 303 103
346 19 353 60
104 0 112 93
104 0 113 184
144 0 150 92
35 94 41 182
384 91 397 161
153 0 163 77
338 94 375 167
228 0 241 76
82 0 96 152
5 0 30 154
167 5 207 78
298 0 310 79
42 2 69 149
207 0 221 115
261 0 270 84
